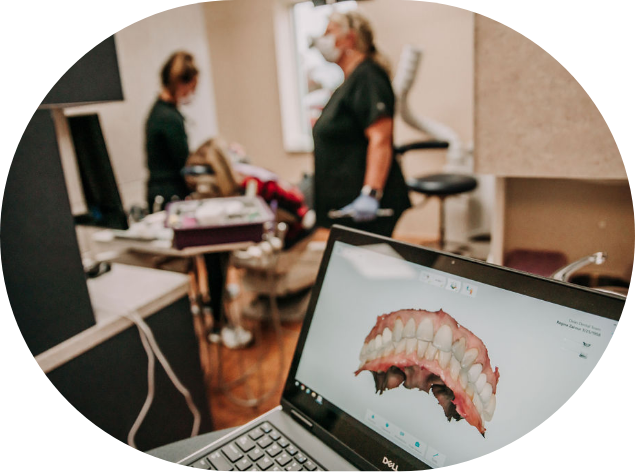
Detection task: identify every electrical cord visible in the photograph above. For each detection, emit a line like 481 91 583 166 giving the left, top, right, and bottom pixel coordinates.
123 312 201 448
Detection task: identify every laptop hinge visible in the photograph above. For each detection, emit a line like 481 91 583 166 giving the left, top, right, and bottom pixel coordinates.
290 409 314 429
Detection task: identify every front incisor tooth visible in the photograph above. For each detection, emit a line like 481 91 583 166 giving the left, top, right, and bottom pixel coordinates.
382 328 392 345
438 350 451 368
375 334 383 350
393 318 404 342
406 338 418 355
417 340 429 358
416 318 434 341
383 343 395 357
424 343 438 361
403 318 416 338
395 338 407 354
433 325 453 351
461 348 479 368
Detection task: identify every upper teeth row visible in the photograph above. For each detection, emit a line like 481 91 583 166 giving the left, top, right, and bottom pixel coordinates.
359 317 496 423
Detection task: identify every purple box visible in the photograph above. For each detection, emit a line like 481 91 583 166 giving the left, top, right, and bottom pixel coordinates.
165 196 275 250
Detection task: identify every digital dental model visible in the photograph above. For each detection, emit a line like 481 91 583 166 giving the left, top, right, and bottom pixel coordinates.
355 309 500 436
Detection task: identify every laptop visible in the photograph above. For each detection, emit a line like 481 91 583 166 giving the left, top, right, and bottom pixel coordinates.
179 225 624 470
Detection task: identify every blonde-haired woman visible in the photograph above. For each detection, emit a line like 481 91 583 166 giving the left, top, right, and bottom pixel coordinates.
146 51 199 212
313 10 410 236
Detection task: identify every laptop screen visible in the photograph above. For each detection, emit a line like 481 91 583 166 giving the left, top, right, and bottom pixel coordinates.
284 228 623 470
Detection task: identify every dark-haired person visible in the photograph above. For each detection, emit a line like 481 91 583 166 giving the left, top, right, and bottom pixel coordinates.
145 52 251 349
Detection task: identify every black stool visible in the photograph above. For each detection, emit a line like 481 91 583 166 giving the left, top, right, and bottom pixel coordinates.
395 141 478 249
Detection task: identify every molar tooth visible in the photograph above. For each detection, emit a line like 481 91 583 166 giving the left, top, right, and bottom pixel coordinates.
461 348 479 368
452 338 466 361
417 340 429 358
475 373 487 393
395 338 407 354
480 383 493 404
483 394 496 421
367 349 377 361
433 325 453 351
375 334 383 350
450 357 461 380
416 317 434 341
382 328 392 345
424 343 438 361
406 338 418 355
393 318 404 342
468 363 483 383
438 350 451 368
403 318 416 338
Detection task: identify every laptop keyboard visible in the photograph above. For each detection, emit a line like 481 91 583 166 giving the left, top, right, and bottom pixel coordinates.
188 422 324 471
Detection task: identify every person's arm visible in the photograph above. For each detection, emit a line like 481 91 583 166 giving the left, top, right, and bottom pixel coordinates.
363 116 394 194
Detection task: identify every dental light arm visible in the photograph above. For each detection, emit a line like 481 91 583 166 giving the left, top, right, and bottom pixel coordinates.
392 45 470 170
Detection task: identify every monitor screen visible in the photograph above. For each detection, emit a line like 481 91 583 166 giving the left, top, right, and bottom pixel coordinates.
292 240 619 468
67 114 128 230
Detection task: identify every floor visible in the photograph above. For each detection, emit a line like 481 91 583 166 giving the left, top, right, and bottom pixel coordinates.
193 241 314 433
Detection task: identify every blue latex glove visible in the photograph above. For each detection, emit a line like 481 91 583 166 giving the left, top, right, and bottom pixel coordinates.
340 194 380 222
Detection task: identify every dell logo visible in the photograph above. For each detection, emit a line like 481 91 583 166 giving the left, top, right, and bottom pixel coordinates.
382 456 399 471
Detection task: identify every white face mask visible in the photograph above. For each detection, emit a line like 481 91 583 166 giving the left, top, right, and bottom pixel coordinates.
314 34 342 63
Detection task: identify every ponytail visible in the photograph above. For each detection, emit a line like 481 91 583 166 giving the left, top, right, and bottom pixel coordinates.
160 51 199 95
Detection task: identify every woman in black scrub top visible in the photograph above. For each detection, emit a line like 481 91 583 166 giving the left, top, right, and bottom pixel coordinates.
313 10 410 237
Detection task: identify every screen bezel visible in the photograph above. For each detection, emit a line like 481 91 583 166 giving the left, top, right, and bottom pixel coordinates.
282 225 625 470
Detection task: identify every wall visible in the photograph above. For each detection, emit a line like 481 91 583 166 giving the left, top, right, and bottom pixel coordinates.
474 15 625 179
64 3 218 211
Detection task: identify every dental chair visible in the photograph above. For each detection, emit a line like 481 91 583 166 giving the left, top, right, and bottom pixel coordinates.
181 138 322 322
392 45 478 251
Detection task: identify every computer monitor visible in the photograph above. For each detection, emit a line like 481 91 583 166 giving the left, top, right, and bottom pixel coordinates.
67 113 128 230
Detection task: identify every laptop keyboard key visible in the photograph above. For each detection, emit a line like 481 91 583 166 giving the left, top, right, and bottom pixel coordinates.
190 459 211 470
257 456 274 470
285 461 302 471
248 447 265 462
277 437 289 449
266 444 282 457
285 445 297 456
236 435 256 453
303 460 317 471
235 458 252 471
249 429 265 441
257 436 273 449
294 453 306 464
271 467 283 471
260 423 273 433
276 453 292 467
207 451 234 470
221 444 243 463
269 430 281 441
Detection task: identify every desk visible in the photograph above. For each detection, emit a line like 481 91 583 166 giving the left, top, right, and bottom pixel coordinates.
36 264 190 373
36 264 213 451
